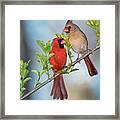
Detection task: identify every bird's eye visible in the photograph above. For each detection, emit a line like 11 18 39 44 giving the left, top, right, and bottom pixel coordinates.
68 26 71 29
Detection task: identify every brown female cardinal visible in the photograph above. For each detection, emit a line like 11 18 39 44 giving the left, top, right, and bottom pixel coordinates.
63 20 97 76
49 38 68 100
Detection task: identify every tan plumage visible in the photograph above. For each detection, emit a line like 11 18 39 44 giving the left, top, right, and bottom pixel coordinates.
69 30 88 54
63 20 97 76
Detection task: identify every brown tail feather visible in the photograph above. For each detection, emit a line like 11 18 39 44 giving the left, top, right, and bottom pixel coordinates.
50 75 68 100
84 55 97 76
59 77 68 99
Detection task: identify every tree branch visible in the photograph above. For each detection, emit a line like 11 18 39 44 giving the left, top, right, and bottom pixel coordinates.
72 45 100 66
20 45 100 100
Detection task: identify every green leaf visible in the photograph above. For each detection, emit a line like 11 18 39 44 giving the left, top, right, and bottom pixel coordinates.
48 53 55 59
23 77 31 85
36 40 52 54
89 20 94 26
96 39 100 46
60 33 65 39
20 91 24 97
45 42 52 53
21 69 28 80
86 20 100 45
20 60 24 66
32 70 40 77
20 80 23 92
36 52 47 67
34 79 41 88
47 65 52 70
36 40 46 52
20 60 31 80
96 30 100 37
21 87 26 92
62 71 70 74
70 68 79 72
39 69 47 76
20 60 31 97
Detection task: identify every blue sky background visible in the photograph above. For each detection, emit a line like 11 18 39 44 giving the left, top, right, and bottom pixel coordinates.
20 20 100 100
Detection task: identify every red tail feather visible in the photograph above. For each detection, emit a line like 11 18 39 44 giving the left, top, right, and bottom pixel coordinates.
50 75 68 100
84 55 97 76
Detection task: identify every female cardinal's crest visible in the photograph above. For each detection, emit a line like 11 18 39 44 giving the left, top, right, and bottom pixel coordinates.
66 20 72 25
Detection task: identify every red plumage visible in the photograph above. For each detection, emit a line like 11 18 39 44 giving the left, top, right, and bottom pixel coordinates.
49 38 68 100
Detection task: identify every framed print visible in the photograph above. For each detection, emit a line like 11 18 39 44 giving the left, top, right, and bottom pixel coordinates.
0 0 119 119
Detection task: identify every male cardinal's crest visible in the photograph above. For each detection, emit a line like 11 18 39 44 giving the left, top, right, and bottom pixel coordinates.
63 20 97 76
49 38 68 100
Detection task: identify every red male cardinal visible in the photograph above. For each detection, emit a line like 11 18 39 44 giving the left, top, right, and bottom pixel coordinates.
63 20 97 76
49 38 68 100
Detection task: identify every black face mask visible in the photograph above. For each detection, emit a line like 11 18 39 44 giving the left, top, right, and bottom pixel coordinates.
58 39 64 48
65 26 71 33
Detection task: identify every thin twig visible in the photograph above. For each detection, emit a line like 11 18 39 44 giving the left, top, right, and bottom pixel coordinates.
72 45 100 66
20 46 100 100
21 74 60 100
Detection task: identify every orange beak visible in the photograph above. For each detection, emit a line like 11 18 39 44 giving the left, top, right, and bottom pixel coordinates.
61 40 66 44
63 27 69 33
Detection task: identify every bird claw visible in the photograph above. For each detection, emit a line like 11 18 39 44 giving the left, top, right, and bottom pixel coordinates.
83 49 92 56
88 49 92 54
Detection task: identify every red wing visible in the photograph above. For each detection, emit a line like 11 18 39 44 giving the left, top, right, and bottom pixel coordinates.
49 49 67 71
49 50 59 70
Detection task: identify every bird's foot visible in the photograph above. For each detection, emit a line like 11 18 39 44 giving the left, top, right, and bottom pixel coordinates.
87 49 92 54
83 49 92 56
